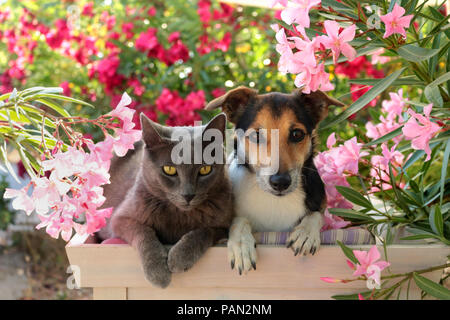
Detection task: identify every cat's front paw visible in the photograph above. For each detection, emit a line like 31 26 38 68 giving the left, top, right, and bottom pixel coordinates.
167 237 198 273
143 259 172 288
286 212 322 256
227 228 257 275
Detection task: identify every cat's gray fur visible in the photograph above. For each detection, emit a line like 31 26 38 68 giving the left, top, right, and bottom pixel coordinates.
99 113 234 288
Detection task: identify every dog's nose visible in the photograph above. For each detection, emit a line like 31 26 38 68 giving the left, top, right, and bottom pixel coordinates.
183 194 195 203
269 172 291 192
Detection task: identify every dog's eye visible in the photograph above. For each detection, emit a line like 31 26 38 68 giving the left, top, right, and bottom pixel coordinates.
162 166 177 176
289 129 305 143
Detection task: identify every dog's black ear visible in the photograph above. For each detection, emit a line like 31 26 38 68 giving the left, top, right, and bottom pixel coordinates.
205 86 257 124
294 90 344 125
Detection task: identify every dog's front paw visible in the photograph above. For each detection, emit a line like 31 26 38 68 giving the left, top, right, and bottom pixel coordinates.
143 259 172 288
227 229 257 275
286 212 322 256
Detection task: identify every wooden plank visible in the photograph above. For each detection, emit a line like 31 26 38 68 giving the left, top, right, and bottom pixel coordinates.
66 243 449 290
127 283 431 300
93 287 127 300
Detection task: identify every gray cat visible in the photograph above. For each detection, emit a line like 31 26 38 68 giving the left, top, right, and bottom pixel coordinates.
99 113 234 288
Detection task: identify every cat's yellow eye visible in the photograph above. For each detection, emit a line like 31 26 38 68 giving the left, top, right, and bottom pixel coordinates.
162 166 177 176
199 165 212 176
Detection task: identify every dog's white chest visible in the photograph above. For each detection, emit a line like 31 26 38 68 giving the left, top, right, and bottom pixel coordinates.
228 160 307 232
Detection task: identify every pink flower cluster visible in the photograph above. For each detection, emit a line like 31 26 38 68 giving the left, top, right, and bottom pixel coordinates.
273 0 358 93
403 104 441 161
315 135 368 230
370 144 405 192
352 246 390 289
366 89 406 145
321 245 390 290
4 93 141 241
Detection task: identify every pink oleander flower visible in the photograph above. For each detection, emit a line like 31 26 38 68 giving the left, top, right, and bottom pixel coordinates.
371 143 404 170
353 246 390 289
326 132 336 149
366 116 403 144
320 21 356 63
380 4 413 38
370 143 405 192
333 137 369 175
108 92 142 156
280 0 321 28
402 104 440 161
315 136 356 231
371 48 390 65
323 209 351 230
381 89 406 121
295 63 333 93
4 186 34 216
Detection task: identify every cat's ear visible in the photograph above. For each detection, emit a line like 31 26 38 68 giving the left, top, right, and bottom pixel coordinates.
140 113 165 149
204 113 227 136
205 86 257 124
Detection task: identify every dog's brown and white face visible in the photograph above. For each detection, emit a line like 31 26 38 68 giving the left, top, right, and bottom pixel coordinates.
206 86 343 196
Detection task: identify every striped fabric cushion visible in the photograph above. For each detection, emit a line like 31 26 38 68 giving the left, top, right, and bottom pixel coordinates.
253 228 375 245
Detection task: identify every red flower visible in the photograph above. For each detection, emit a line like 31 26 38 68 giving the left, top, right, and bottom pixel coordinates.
214 32 231 52
122 23 134 40
212 88 226 98
95 54 124 94
135 28 159 52
100 11 116 30
155 89 205 126
349 84 378 119
147 7 156 17
128 78 145 96
60 81 71 96
82 2 94 17
45 19 70 49
168 31 180 43
198 0 212 25
164 41 190 65
335 56 385 79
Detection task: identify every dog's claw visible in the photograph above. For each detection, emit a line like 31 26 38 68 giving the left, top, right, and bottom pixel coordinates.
238 266 242 275
231 259 235 270
251 261 256 270
286 213 322 258
299 237 308 253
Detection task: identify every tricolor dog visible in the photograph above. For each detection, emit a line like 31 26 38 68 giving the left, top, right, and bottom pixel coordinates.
205 86 344 274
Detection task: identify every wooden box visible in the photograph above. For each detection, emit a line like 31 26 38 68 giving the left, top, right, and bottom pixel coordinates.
65 234 449 300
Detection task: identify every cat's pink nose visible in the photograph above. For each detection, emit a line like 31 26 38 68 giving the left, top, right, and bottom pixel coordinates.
183 194 195 203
